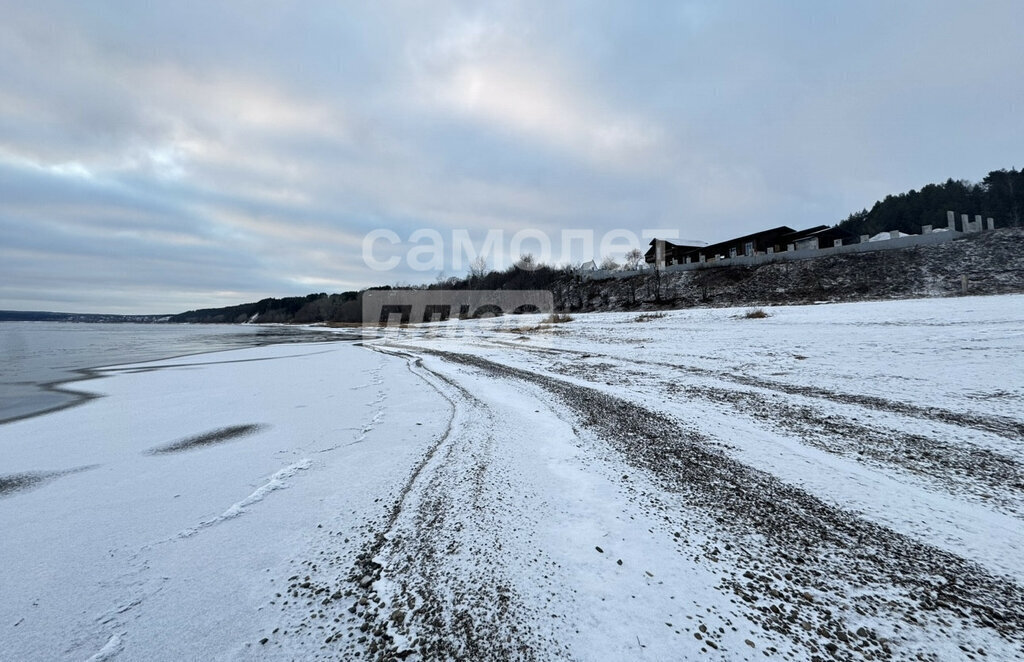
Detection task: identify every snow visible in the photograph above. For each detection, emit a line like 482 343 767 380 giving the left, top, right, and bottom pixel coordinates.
2 295 1023 660
868 231 912 241
0 342 450 660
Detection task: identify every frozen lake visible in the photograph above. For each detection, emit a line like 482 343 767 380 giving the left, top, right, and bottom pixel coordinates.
0 322 351 423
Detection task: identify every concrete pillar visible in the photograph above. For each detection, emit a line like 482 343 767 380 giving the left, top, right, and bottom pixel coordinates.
961 214 969 232
860 235 869 243
833 238 843 247
698 254 705 263
987 217 995 230
767 247 774 254
922 225 932 234
684 256 691 264
947 210 956 229
655 239 666 270
889 230 900 239
787 243 795 252
729 248 736 258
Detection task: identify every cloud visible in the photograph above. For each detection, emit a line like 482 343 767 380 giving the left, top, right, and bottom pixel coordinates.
1 1 1022 313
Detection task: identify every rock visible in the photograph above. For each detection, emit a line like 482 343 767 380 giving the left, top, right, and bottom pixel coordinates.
359 575 373 588
259 638 268 645
595 546 604 553
824 642 838 654
617 559 623 566
856 627 869 638
391 609 406 626
745 639 755 648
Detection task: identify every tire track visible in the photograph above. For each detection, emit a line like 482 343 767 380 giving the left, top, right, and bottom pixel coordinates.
280 349 553 660
500 341 1024 441
422 348 1024 660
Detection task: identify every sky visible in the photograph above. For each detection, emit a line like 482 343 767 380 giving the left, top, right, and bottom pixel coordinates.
1 1 1022 314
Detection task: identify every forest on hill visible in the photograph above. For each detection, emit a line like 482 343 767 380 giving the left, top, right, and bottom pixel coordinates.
838 168 1022 237
169 292 361 324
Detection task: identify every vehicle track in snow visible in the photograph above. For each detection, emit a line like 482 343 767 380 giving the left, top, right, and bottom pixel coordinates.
490 339 1024 442
276 350 559 661
543 353 1024 515
416 347 1024 661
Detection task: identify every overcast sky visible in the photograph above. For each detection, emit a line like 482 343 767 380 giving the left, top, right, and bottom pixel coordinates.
2 1 1022 313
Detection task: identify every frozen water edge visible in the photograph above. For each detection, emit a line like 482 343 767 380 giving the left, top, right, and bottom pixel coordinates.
0 341 451 661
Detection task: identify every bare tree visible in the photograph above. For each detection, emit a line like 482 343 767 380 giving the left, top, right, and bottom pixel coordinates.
600 256 620 270
516 253 537 270
624 248 643 271
468 256 488 282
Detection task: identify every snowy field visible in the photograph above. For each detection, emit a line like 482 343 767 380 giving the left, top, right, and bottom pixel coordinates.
1 295 1022 660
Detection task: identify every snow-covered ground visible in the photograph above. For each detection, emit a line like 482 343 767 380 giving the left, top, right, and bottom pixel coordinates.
2 295 1022 660
0 342 450 660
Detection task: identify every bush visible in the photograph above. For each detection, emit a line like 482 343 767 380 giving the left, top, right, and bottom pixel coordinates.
543 313 574 324
742 308 769 319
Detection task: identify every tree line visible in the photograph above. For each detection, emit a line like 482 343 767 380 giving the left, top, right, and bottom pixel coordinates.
838 168 1022 237
170 291 362 324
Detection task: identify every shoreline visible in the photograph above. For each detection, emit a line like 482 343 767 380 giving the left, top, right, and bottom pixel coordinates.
0 323 358 426
0 339 449 661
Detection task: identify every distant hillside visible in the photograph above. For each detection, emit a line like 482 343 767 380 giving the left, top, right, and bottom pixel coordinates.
0 310 169 323
838 168 1022 237
170 291 361 324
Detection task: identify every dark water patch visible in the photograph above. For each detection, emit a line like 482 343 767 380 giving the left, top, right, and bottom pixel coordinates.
148 424 267 455
0 465 98 497
2 349 338 427
1 322 359 425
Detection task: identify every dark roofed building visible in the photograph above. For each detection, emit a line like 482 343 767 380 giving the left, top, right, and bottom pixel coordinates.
644 224 861 267
778 225 858 250
644 222 865 269
688 226 796 262
644 239 707 266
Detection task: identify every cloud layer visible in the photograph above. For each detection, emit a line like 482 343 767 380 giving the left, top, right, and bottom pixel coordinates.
2 1 1022 313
